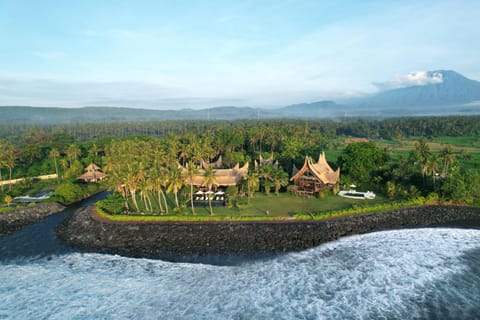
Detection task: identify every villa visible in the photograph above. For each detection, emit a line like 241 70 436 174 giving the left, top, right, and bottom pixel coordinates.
290 152 340 197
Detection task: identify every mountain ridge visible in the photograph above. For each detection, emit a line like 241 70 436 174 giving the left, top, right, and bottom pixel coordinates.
1 70 480 124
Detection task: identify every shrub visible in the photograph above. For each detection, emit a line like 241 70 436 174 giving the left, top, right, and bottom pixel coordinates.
97 193 124 214
54 182 83 203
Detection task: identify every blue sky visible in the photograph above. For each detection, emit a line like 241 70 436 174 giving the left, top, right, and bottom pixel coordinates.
0 0 479 108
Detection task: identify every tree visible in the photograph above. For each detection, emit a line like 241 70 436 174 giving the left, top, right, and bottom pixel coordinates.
67 144 80 166
440 146 456 177
185 161 199 215
202 167 217 216
54 182 83 203
49 148 60 180
427 153 439 189
166 167 184 209
338 142 389 184
245 171 260 201
271 167 289 196
0 140 15 192
4 195 13 206
414 139 431 185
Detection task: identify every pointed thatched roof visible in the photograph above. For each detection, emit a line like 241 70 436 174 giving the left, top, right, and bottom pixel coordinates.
254 154 278 170
200 156 224 169
78 162 108 182
85 163 101 172
290 152 339 185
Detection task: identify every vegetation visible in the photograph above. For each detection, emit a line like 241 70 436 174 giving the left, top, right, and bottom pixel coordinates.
0 116 478 217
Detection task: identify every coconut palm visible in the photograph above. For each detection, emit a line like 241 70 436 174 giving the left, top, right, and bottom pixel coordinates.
185 161 199 215
440 146 456 177
271 167 289 196
166 166 184 209
427 153 440 189
246 171 260 201
49 148 60 180
202 167 217 216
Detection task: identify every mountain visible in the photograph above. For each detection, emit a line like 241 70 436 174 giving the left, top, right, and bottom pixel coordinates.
1 70 479 124
280 101 344 117
354 70 480 108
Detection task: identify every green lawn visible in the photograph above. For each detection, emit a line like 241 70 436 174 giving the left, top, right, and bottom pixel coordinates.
123 192 388 218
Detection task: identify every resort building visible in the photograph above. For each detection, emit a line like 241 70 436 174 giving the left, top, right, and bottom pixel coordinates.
183 160 249 188
200 156 224 169
254 154 279 171
290 152 340 197
78 163 108 183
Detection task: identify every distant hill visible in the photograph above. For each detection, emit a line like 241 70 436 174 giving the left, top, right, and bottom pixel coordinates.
1 70 479 124
279 101 343 117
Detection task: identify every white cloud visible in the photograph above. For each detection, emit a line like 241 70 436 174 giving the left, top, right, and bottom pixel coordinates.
373 71 444 91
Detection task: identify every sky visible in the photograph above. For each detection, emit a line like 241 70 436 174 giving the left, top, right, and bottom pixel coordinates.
0 0 479 109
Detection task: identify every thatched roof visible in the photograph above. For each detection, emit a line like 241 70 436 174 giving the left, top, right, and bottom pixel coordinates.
254 154 279 170
290 152 339 185
183 162 249 187
200 156 223 169
85 163 101 172
78 163 107 182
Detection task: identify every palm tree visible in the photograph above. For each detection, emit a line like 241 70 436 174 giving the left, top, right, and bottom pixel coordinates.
271 167 289 196
49 148 60 180
186 161 199 215
59 158 68 179
440 146 455 177
202 167 217 216
414 139 431 186
125 165 140 212
427 153 439 189
246 171 260 202
166 167 184 209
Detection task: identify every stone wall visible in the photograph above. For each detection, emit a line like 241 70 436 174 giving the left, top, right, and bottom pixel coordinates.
56 205 480 258
0 202 65 236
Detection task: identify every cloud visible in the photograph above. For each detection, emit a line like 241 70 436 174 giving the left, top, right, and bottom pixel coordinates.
373 71 444 91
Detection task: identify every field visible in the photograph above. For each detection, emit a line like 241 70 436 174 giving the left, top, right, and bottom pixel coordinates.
374 136 480 171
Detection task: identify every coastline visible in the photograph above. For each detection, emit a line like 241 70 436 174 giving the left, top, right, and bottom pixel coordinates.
0 202 66 237
56 205 480 258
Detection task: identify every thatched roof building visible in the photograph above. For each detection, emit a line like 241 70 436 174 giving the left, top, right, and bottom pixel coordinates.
78 163 108 183
183 162 249 187
290 152 340 197
200 156 224 169
254 154 279 170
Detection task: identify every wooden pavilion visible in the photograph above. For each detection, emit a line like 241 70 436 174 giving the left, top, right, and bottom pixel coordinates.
78 163 108 183
290 152 340 197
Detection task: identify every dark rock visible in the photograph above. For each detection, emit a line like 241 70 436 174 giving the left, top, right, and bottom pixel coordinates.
0 202 66 236
56 205 480 258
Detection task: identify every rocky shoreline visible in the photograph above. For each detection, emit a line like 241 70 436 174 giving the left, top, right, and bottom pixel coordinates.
56 205 480 258
0 202 66 236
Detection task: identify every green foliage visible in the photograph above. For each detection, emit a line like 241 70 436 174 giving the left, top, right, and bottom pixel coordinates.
0 207 15 213
338 142 389 184
54 182 84 203
64 160 84 180
97 193 124 214
295 197 436 220
440 169 480 204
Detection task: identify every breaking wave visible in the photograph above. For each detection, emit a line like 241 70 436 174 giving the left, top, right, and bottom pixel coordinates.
1 228 479 319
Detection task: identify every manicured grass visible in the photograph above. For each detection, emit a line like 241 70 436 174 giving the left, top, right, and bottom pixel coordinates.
104 192 389 220
96 194 440 223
